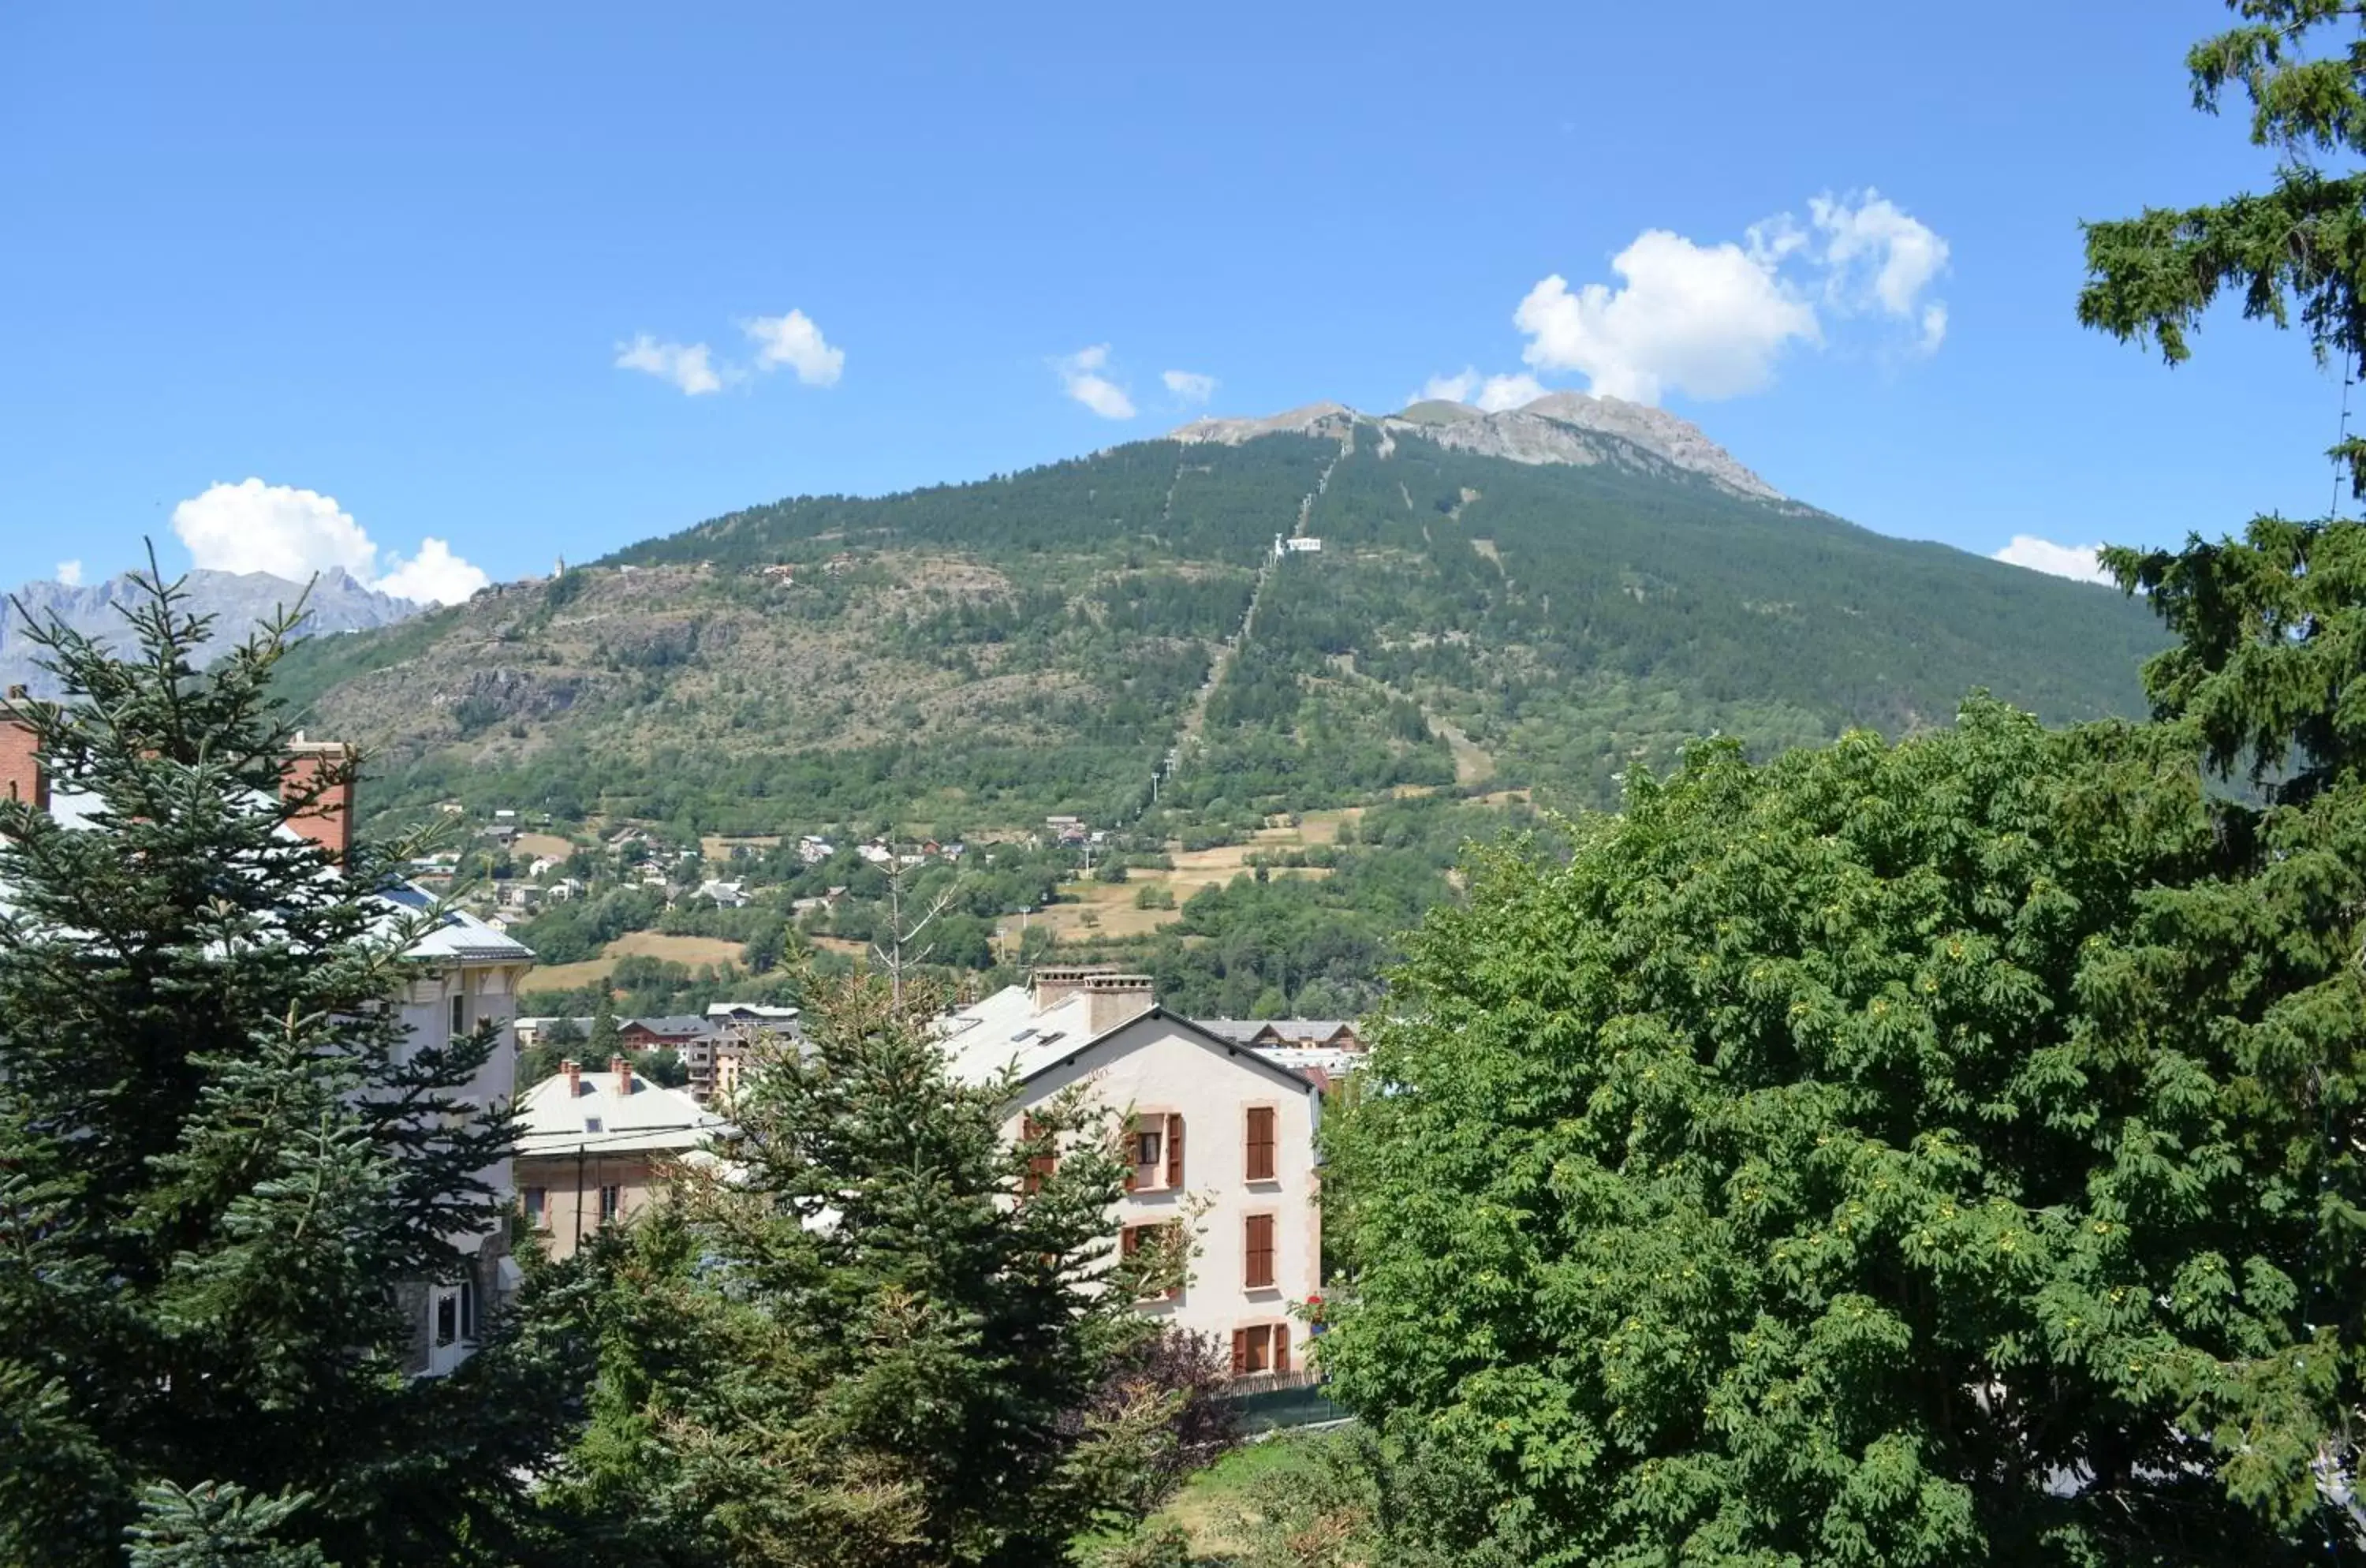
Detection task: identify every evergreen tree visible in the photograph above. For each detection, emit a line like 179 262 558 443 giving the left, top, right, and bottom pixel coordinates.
533 970 1189 1566
2081 1 2366 494
0 572 578 1566
587 991 622 1062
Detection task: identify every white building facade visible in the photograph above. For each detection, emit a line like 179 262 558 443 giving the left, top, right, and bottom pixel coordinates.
940 969 1323 1377
381 881 536 1376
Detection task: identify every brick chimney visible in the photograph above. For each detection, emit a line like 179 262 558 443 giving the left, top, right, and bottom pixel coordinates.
563 1058 581 1098
0 685 46 811
280 738 355 868
1083 973 1155 1035
1029 964 1114 1014
611 1055 634 1097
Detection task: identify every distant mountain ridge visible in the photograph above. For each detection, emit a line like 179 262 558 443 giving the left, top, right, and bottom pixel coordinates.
1171 391 1786 503
2 566 423 696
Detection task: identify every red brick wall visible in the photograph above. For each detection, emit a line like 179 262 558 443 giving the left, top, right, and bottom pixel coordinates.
280 741 354 867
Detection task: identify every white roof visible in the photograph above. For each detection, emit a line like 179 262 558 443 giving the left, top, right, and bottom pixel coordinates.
516 1065 727 1157
936 985 1317 1098
937 984 1126 1086
18 785 534 969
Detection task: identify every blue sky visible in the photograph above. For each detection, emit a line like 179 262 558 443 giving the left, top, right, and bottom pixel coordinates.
0 1 2344 600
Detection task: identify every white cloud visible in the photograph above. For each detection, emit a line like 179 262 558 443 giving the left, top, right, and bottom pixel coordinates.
1055 345 1136 420
1162 369 1218 404
173 478 377 580
1811 189 1950 349
377 537 491 604
1413 370 1480 404
615 334 726 395
1472 372 1547 412
170 478 488 606
1460 190 1949 407
1409 369 1546 411
1515 231 1823 403
743 309 845 386
1992 535 2115 587
55 560 82 587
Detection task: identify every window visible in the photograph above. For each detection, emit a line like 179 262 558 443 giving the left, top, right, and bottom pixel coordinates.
523 1187 547 1227
1229 1323 1291 1376
1244 1213 1275 1289
448 992 468 1040
1245 1106 1278 1182
1127 1112 1185 1193
599 1185 621 1223
435 1290 458 1347
1122 1222 1182 1301
584 1117 603 1133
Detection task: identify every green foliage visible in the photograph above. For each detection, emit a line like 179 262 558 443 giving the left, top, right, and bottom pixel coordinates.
2081 1 2366 492
2102 513 2366 806
1323 698 2366 1564
0 573 571 1566
529 973 1193 1566
123 1481 330 1568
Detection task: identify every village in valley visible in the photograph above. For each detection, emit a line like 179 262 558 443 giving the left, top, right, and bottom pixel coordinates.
366 782 1377 1383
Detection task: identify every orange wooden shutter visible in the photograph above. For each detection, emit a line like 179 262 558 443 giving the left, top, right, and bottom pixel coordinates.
1246 1107 1277 1182
1166 1112 1185 1189
1121 1225 1140 1258
1124 1119 1138 1192
1245 1213 1274 1287
1273 1323 1289 1372
1230 1329 1248 1376
1022 1114 1056 1194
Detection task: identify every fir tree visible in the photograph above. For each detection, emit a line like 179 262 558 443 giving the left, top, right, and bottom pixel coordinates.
586 991 622 1062
534 970 1189 1566
0 569 579 1566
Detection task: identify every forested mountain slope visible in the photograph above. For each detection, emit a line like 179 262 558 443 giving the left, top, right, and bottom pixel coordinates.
274 404 2165 835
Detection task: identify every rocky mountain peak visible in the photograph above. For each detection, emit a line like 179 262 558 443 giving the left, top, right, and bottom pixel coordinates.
0 566 425 697
1172 392 1784 503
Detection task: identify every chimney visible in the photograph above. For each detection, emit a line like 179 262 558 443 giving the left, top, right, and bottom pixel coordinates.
563 1058 581 1098
611 1055 634 1097
280 739 356 868
1083 973 1155 1036
0 686 45 812
1029 964 1112 1015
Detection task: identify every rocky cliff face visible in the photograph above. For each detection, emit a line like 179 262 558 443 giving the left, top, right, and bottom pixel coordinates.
1 566 424 696
1173 391 1785 503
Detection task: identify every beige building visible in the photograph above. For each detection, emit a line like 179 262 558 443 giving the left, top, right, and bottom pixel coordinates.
515 1055 725 1259
939 969 1323 1377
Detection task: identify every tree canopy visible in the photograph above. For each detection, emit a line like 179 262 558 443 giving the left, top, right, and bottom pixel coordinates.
0 573 576 1566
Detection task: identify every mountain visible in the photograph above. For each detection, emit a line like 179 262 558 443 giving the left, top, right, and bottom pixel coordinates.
270 399 2168 835
2 566 424 696
1174 391 1786 502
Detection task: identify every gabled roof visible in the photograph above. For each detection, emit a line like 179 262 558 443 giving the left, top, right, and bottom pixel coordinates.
939 986 1318 1099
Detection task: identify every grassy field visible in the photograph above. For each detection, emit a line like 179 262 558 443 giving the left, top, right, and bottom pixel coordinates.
1022 810 1365 948
513 831 576 861
525 931 749 995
